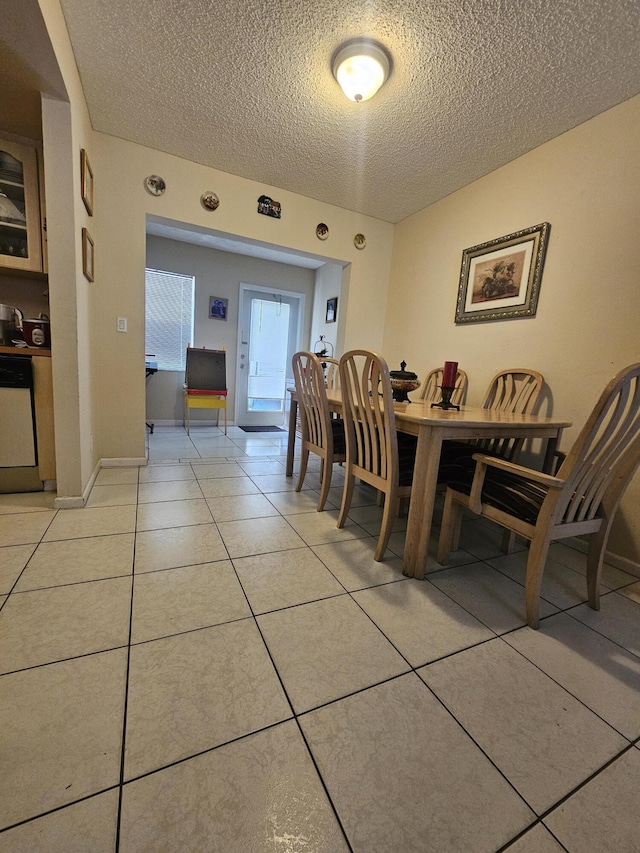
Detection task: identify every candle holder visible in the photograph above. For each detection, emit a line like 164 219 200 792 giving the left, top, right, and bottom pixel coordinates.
431 386 460 410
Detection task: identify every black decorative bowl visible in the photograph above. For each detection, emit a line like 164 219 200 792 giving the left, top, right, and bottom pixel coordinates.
389 361 421 403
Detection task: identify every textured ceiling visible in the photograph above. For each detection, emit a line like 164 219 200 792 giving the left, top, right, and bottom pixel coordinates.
59 0 640 224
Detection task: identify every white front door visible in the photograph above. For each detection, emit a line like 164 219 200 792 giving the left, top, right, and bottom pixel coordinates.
235 285 304 426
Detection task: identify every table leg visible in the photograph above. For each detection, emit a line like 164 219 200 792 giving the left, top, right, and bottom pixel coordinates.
403 426 443 579
542 428 563 474
286 395 297 477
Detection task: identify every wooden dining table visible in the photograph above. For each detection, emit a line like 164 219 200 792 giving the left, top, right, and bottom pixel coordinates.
286 389 572 579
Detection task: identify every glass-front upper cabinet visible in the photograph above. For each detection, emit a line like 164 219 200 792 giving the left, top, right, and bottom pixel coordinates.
0 138 43 273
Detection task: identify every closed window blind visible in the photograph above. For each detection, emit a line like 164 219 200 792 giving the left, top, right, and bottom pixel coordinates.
145 268 195 371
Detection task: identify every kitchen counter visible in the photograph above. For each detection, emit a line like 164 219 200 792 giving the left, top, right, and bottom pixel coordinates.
0 346 51 357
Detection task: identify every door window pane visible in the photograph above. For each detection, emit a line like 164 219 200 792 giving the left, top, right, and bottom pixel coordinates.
247 299 290 412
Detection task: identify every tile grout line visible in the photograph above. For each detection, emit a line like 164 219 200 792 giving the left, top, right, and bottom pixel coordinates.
113 467 142 852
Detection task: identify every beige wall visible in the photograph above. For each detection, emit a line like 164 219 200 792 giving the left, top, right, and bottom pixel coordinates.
311 263 345 359
39 0 98 503
90 132 393 464
384 94 640 566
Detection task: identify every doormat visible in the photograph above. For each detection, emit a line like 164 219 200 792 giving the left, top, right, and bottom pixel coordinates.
238 425 286 432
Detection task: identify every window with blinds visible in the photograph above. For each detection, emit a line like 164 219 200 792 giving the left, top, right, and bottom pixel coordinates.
145 268 195 371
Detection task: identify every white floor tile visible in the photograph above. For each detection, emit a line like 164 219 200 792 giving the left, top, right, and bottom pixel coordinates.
258 595 410 712
14 533 134 591
216 516 306 558
0 543 35 593
300 674 534 852
131 560 251 643
124 621 291 779
353 578 494 667
234 547 345 613
285 509 370 546
0 576 132 673
0 510 56 547
134 524 228 573
0 789 119 852
135 498 213 531
419 638 627 813
206 492 280 522
0 650 127 829
120 722 348 852
503 823 565 852
43 505 135 542
311 537 406 590
86 483 138 507
569 590 640 657
506 613 640 739
429 561 558 633
544 747 640 852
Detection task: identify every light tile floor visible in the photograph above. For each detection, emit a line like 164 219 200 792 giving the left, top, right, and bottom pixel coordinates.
1 424 639 851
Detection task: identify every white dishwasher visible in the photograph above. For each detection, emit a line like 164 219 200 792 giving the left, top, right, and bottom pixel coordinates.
0 355 41 492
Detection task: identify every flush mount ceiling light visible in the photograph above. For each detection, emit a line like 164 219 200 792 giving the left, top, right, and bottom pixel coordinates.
332 38 391 103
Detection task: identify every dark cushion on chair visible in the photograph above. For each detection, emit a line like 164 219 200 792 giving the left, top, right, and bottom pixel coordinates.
438 440 488 484
445 456 548 525
397 432 418 486
330 417 346 454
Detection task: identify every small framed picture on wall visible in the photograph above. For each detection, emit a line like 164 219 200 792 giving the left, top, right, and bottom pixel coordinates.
80 148 94 216
209 296 228 320
326 297 338 323
82 228 94 281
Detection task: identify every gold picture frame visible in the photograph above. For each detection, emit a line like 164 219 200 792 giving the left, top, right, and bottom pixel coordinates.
81 148 94 215
82 227 94 282
455 222 550 324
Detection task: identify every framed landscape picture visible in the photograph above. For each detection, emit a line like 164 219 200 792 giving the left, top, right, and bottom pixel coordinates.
455 222 550 324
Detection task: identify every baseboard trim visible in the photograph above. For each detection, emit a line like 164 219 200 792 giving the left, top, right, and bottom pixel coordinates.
148 419 236 428
53 494 85 509
100 457 147 467
563 536 640 579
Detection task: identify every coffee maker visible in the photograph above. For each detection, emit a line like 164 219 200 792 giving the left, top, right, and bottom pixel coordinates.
0 304 23 345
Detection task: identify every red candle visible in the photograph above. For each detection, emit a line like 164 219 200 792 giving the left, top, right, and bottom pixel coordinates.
442 361 458 388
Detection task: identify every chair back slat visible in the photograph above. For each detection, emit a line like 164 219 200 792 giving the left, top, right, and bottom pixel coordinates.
481 369 543 413
323 357 341 391
476 369 544 459
557 365 640 524
340 350 398 482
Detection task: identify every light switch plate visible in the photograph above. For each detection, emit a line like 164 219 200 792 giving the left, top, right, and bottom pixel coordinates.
117 317 127 333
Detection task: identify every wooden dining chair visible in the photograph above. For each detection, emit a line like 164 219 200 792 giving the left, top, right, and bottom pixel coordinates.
323 356 341 391
438 368 544 472
437 367 544 551
292 351 346 511
419 366 468 406
337 349 418 560
437 362 640 628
